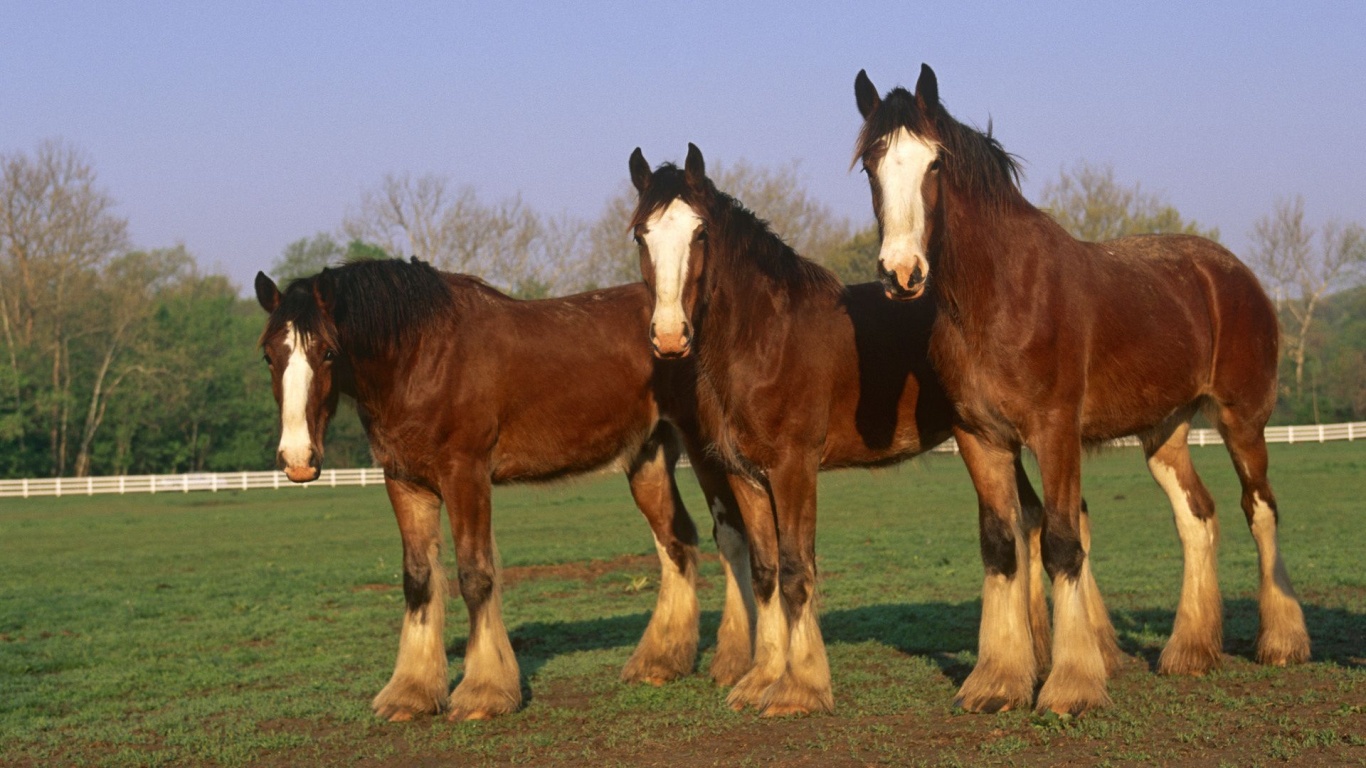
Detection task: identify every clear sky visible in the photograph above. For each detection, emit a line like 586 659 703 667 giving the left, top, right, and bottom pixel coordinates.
3 1 1363 293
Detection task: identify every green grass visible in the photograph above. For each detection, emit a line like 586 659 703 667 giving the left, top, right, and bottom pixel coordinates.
2 442 1364 766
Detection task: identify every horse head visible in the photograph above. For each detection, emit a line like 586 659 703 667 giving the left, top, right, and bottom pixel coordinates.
628 143 715 359
854 64 945 301
255 270 343 483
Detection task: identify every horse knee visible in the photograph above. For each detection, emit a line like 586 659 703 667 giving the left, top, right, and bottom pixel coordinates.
778 558 813 611
458 567 495 609
1042 526 1084 581
402 553 434 615
979 510 1018 578
751 562 778 602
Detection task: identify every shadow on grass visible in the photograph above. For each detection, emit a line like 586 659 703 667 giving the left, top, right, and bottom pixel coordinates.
1113 598 1365 670
445 597 1363 698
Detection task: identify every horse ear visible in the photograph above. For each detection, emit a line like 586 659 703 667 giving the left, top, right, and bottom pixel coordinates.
915 63 939 116
855 69 880 118
255 272 280 313
313 268 336 314
629 148 651 193
684 143 706 185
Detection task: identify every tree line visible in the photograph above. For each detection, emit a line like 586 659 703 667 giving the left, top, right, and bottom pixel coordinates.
2 141 1361 478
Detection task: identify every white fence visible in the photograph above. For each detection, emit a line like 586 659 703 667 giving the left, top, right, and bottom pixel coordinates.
1 421 1362 500
0 467 385 499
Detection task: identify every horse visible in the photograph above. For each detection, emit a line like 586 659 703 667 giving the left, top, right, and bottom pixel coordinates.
254 258 757 721
853 65 1310 715
627 144 1059 716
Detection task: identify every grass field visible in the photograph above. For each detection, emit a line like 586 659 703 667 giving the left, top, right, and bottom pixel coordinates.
2 442 1364 767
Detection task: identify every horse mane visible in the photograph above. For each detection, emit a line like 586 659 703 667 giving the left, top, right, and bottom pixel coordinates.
630 163 843 299
855 87 1026 218
263 258 465 358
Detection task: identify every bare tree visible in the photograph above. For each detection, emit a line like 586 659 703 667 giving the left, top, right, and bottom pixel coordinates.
1040 161 1219 242
0 140 129 475
1250 195 1366 402
342 173 553 294
567 159 853 294
71 247 196 476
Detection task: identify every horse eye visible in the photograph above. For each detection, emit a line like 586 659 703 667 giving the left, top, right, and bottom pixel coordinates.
262 353 272 366
633 234 643 246
929 158 942 172
696 229 708 243
323 349 336 362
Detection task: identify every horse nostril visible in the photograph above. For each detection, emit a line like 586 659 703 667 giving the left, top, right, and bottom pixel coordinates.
681 322 692 343
650 321 658 340
909 265 924 286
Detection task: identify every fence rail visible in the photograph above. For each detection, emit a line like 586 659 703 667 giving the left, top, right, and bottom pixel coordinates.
2 421 1362 499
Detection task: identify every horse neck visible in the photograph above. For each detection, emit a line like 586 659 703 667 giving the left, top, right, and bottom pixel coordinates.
935 185 1050 329
699 222 794 356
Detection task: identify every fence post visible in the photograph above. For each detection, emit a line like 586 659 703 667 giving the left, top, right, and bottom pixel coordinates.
87 476 93 496
22 478 28 499
182 474 189 493
1319 424 1325 443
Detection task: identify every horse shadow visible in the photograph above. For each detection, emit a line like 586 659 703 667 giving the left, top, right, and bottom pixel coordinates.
447 598 1363 699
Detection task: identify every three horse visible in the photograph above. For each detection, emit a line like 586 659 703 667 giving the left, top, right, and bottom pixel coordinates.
853 65 1309 714
255 259 757 720
627 144 1059 715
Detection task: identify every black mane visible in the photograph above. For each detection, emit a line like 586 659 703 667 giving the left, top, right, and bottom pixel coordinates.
856 87 1026 216
263 258 459 358
631 163 843 298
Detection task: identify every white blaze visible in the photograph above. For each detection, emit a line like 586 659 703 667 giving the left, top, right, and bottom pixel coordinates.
278 321 314 466
642 199 702 342
874 128 939 283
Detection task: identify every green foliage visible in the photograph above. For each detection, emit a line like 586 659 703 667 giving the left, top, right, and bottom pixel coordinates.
270 233 389 284
1272 284 1366 424
823 225 881 284
1 443 1363 766
1040 161 1220 242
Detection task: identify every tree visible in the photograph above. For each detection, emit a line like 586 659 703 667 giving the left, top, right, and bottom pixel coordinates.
70 246 196 476
824 226 880 284
568 159 853 294
341 174 555 292
1249 195 1366 409
0 139 130 476
271 233 390 284
1039 161 1219 242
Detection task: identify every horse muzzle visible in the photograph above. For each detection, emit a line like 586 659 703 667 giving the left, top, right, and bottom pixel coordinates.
878 259 927 301
650 320 693 359
278 448 321 483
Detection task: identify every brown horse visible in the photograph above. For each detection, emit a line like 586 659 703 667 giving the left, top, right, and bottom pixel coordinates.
254 258 756 721
627 145 1056 716
854 65 1310 715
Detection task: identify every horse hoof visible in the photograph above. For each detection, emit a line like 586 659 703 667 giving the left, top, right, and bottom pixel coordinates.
954 694 1015 714
757 673 834 717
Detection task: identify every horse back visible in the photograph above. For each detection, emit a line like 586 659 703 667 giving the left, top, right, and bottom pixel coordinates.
424 283 672 483
1070 234 1279 438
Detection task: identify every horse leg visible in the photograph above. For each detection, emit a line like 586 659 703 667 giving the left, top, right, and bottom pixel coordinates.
443 467 521 720
954 432 1037 712
1078 499 1122 675
757 452 833 716
1013 456 1051 675
1142 420 1224 676
1215 406 1310 666
687 448 755 686
372 477 448 721
621 427 701 685
1033 427 1111 716
725 476 788 711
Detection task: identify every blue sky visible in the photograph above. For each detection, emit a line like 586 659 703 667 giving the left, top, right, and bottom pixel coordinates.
3 2 1362 292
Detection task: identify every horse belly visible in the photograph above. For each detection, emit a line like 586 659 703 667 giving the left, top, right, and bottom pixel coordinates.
489 396 657 483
